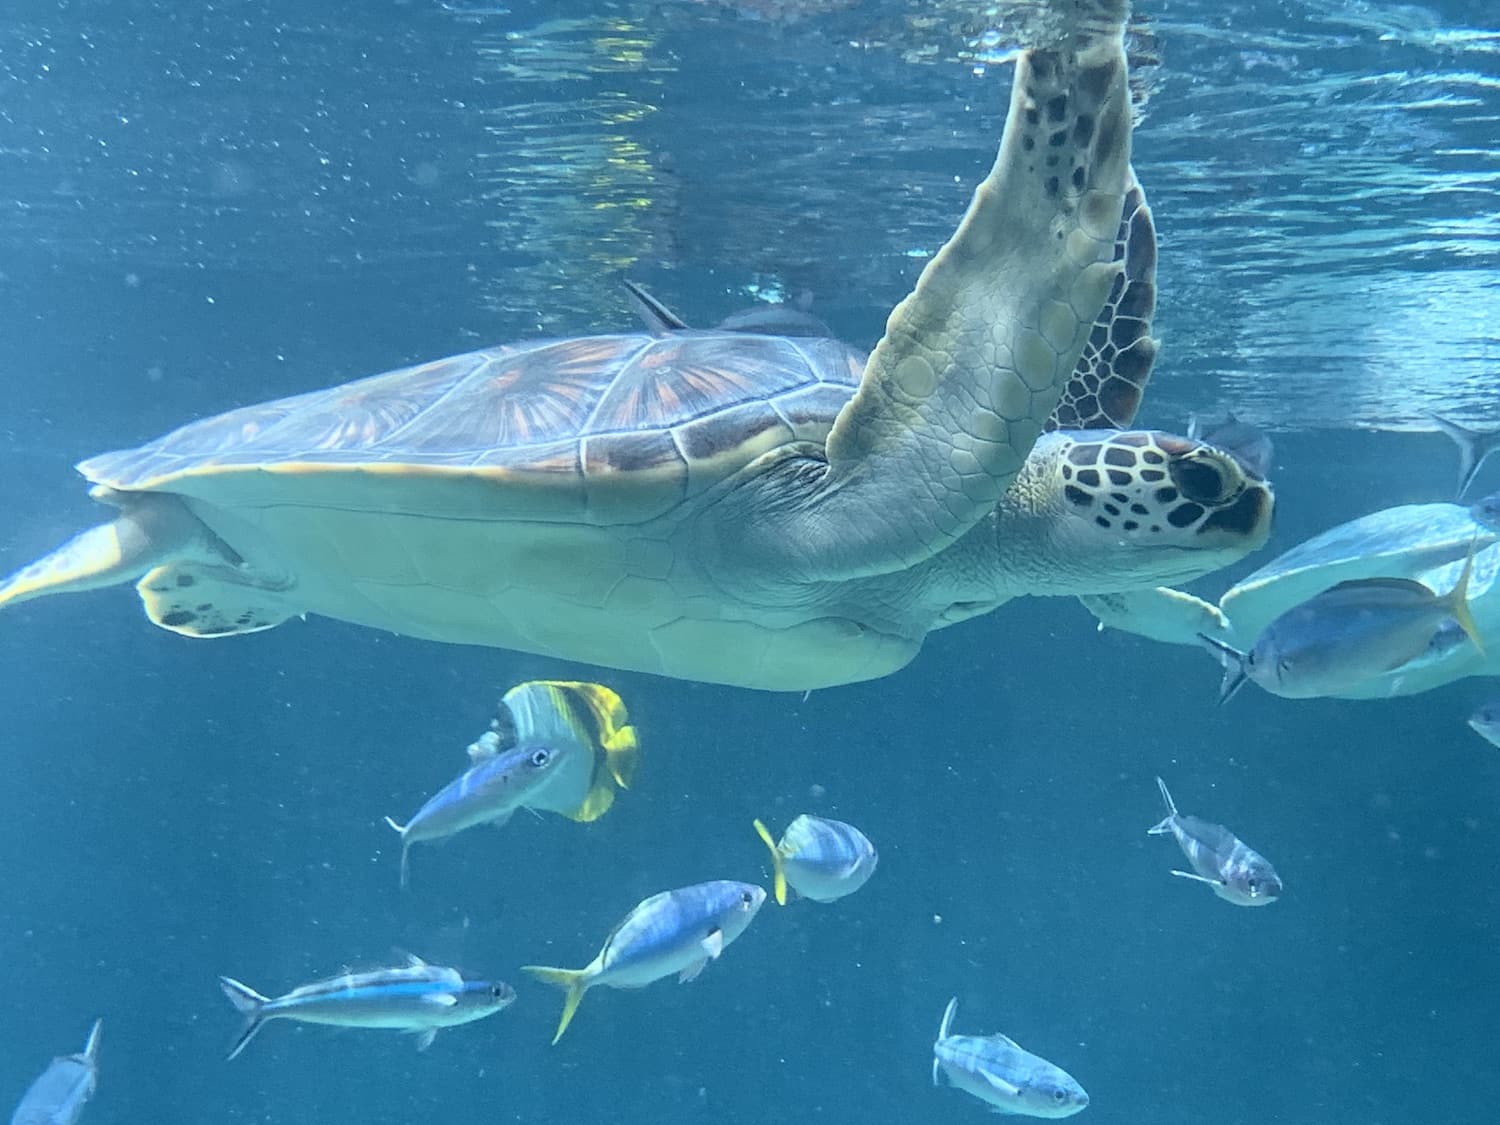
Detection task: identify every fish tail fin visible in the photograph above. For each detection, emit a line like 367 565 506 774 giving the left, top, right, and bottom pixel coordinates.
80 1018 103 1066
383 817 412 889
218 976 270 1061
521 965 589 1045
1148 776 1178 834
752 818 789 906
1431 413 1500 499
1444 536 1485 656
1196 633 1249 704
548 681 640 823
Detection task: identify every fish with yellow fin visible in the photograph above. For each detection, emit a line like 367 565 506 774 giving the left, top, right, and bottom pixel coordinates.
384 681 638 887
522 880 765 1044
753 814 878 905
1203 537 1485 702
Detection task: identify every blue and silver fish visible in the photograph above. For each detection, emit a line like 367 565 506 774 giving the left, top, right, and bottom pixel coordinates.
1147 777 1282 907
1202 541 1482 702
385 680 639 886
932 998 1088 1118
753 814 878 905
9 1019 101 1125
218 954 515 1059
522 880 766 1044
1468 699 1500 749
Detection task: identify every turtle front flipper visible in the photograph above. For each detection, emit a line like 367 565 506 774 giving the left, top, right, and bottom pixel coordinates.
805 3 1134 576
0 490 214 611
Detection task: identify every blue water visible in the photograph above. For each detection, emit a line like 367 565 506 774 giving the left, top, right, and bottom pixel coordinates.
2 1 1498 1122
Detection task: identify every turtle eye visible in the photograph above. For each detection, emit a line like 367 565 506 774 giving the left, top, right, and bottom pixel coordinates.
528 747 553 768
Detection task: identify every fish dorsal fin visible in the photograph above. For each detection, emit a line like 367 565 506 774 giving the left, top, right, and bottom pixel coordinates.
396 950 429 969
1325 576 1434 598
622 279 690 336
987 1030 1023 1051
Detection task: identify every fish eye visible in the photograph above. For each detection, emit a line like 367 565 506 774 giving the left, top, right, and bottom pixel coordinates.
1052 1089 1067 1103
490 985 505 998
1245 878 1258 895
740 890 755 906
528 747 552 768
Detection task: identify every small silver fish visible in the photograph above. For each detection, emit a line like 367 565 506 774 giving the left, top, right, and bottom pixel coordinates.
1202 542 1482 702
932 998 1088 1118
1467 699 1500 748
522 880 766 1044
9 1019 101 1125
384 680 638 886
1147 777 1282 906
752 814 878 905
218 954 515 1059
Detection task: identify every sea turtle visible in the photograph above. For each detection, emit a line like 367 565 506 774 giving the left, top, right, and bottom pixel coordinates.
1084 495 1500 699
0 3 1273 692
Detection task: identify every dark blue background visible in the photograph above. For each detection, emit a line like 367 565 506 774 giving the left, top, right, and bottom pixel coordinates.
2 2 1498 1122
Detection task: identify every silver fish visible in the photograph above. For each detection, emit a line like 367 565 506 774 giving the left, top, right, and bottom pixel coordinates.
753 814 878 905
1202 542 1481 702
1468 699 1500 749
9 1019 101 1125
932 998 1088 1118
1147 777 1281 906
218 954 515 1059
384 680 638 887
522 880 766 1044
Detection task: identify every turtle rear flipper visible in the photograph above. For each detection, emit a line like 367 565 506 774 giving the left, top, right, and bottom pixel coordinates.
764 3 1135 578
136 562 298 637
0 490 214 611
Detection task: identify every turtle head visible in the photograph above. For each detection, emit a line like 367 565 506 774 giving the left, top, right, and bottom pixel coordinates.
1024 429 1274 590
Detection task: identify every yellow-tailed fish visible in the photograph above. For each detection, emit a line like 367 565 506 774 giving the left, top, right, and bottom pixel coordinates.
1203 536 1484 702
522 880 765 1044
752 814 878 905
384 681 638 887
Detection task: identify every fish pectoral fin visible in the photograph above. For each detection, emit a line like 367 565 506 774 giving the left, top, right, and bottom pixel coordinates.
419 992 460 1008
1169 868 1224 887
678 957 709 984
486 809 516 829
978 1070 1023 1099
1146 817 1175 836
412 1028 438 1052
701 927 725 960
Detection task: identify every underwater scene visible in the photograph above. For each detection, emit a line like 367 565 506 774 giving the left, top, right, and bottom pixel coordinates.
2 0 1498 1122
